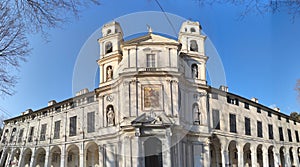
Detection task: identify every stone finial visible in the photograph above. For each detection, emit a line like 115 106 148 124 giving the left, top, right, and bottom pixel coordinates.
147 24 152 33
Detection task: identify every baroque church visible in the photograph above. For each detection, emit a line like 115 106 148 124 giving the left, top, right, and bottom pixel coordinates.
0 20 300 167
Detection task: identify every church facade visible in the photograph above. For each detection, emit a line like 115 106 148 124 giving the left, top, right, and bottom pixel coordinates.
0 20 299 167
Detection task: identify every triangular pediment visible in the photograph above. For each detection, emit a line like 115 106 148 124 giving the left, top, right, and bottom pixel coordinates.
123 33 179 45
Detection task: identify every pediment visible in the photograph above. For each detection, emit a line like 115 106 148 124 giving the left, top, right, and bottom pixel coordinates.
123 33 179 45
131 113 173 126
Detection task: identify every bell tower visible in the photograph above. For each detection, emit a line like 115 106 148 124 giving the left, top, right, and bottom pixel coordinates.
97 21 123 84
178 21 208 84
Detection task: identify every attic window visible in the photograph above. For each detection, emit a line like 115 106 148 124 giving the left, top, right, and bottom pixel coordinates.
107 29 111 35
191 27 196 32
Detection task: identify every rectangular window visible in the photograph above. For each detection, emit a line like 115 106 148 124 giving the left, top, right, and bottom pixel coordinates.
54 121 61 139
296 130 299 142
227 97 239 106
257 107 261 113
87 96 94 103
212 109 220 130
229 114 237 133
18 129 24 143
212 93 218 99
87 112 95 133
146 54 155 67
28 127 34 142
278 115 281 120
279 127 284 141
69 116 77 136
257 121 263 138
286 118 289 123
288 129 292 142
245 117 251 135
268 111 272 117
244 103 250 109
40 124 47 141
268 124 273 139
235 99 239 106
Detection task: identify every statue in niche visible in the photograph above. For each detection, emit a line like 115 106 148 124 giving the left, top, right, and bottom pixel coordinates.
106 66 113 81
193 104 200 124
107 106 115 126
192 65 198 79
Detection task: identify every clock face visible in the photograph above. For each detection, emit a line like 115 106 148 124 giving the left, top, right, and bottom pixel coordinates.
106 94 113 102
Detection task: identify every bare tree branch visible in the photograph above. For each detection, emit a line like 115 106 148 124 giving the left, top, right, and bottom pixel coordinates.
195 0 300 20
0 0 100 97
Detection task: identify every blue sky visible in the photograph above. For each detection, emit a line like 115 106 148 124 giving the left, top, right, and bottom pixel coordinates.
0 0 299 118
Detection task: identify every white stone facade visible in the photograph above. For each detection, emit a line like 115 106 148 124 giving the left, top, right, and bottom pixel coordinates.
0 20 299 167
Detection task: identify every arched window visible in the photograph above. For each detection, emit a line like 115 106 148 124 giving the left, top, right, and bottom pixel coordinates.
193 103 200 124
106 66 113 81
10 128 16 143
105 42 113 54
190 40 198 52
2 129 9 143
191 64 198 79
106 105 115 126
107 29 112 35
184 28 187 32
190 27 196 32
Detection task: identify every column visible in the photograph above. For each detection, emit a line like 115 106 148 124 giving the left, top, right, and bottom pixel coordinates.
237 145 243 167
285 149 291 167
164 129 172 167
60 145 66 167
5 150 12 167
123 137 129 167
44 147 50 167
29 148 36 167
99 145 104 167
203 142 210 167
221 148 229 167
250 146 257 167
193 144 202 167
18 148 24 167
0 148 7 166
79 143 84 167
262 147 269 167
274 148 280 167
131 137 140 166
293 149 300 167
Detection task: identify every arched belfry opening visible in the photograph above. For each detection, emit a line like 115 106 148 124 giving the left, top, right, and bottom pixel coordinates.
105 42 113 54
190 40 198 52
144 137 163 167
190 27 196 32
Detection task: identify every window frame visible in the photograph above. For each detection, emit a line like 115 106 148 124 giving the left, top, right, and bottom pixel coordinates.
245 117 251 136
87 111 95 133
229 113 237 133
146 54 156 68
69 116 77 136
